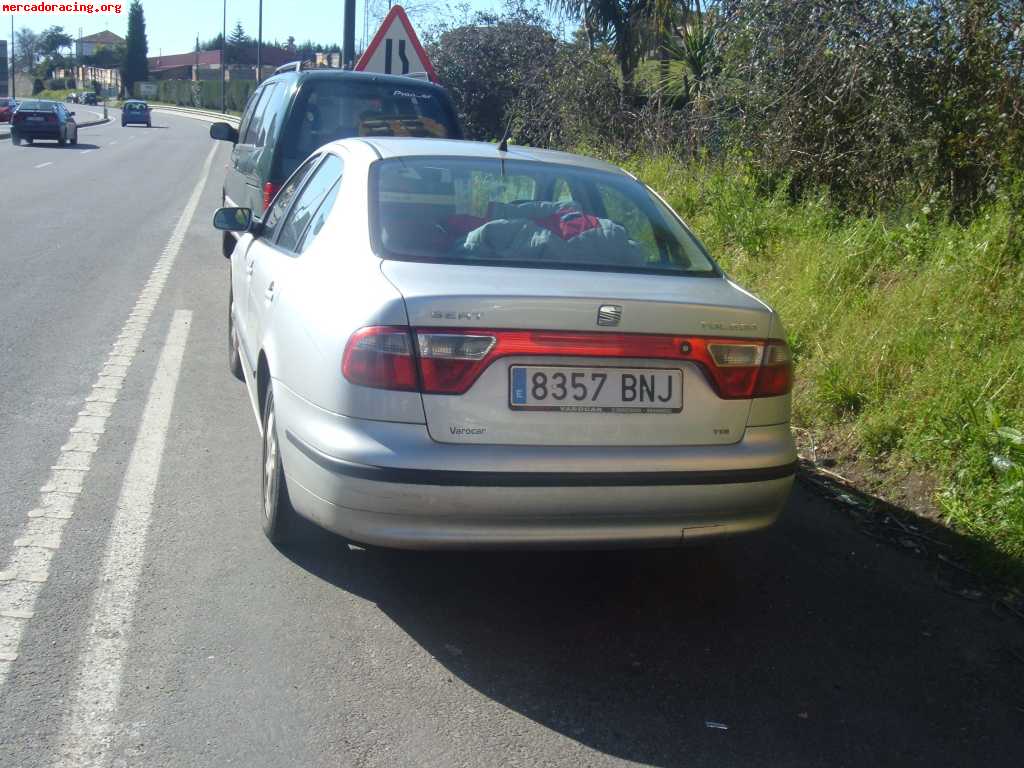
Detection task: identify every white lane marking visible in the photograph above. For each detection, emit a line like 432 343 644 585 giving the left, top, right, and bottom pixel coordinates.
109 140 118 145
81 150 94 155
55 311 192 768
35 162 53 169
0 141 218 688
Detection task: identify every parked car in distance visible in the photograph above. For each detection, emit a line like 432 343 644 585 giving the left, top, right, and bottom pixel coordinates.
209 62 463 257
66 92 79 103
121 99 151 127
213 137 797 550
10 100 78 146
0 98 16 122
81 92 98 105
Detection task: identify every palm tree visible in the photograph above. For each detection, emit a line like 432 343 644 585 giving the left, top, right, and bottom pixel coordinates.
548 0 657 99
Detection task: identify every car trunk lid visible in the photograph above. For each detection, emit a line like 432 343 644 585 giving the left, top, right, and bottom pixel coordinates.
381 261 776 447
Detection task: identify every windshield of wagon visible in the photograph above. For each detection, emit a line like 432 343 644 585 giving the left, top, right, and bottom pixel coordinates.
372 156 718 275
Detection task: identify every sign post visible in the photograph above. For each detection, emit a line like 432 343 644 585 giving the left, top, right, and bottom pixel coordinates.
355 5 436 82
0 40 8 98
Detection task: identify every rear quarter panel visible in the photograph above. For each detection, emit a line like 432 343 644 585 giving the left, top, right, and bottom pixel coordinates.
264 155 425 424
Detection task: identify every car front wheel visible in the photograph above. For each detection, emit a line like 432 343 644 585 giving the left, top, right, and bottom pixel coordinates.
261 388 298 545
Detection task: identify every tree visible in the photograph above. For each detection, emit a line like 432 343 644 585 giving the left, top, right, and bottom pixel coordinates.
85 45 125 69
547 0 656 98
122 0 150 95
227 21 250 65
14 28 40 73
285 35 296 52
39 26 73 58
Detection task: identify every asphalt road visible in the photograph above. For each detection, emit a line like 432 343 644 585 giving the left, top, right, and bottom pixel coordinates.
0 110 1022 768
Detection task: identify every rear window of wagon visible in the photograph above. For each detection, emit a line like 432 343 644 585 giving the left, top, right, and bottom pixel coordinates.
370 156 719 276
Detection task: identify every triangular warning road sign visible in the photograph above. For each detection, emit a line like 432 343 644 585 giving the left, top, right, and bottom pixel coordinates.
355 5 437 82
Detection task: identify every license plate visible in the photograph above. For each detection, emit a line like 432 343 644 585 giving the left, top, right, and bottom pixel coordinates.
27 116 43 122
509 366 682 413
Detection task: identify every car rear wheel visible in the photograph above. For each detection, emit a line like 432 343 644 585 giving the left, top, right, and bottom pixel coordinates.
26 138 33 145
228 291 244 381
261 388 298 545
58 137 66 146
11 134 19 146
70 130 78 146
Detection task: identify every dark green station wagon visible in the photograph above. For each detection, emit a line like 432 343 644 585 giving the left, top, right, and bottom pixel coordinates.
210 62 463 256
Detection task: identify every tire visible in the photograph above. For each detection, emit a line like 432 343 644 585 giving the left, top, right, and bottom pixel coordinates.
26 138 33 145
58 136 66 146
260 388 298 545
228 290 244 382
70 130 78 146
11 134 20 146
222 230 236 258
146 121 151 128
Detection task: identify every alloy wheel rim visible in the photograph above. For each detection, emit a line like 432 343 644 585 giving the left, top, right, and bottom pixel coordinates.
264 409 277 521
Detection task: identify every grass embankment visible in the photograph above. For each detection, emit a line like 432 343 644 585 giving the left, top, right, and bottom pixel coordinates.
623 155 1024 571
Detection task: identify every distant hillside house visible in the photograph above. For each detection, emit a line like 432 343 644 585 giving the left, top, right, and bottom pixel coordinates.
76 30 126 58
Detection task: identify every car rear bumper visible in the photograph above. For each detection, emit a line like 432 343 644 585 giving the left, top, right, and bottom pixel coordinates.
12 126 62 138
273 382 797 549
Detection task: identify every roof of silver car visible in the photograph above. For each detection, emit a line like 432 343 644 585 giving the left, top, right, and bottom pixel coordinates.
348 137 630 177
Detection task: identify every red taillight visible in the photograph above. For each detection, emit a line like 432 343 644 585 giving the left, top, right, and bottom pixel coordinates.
262 181 280 212
342 327 418 391
343 327 793 398
752 340 794 397
46 113 58 123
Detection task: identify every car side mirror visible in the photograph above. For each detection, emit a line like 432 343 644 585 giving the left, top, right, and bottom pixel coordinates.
210 122 239 144
213 207 254 233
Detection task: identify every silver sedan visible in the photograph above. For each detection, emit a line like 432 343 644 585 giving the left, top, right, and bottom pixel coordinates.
213 137 796 549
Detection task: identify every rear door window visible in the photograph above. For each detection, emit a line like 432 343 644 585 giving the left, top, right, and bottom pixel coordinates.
261 155 321 239
275 155 344 253
239 87 267 145
296 180 342 253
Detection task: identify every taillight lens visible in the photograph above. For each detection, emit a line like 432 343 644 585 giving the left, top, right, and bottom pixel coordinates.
752 340 793 397
417 333 497 394
341 327 418 391
262 181 280 212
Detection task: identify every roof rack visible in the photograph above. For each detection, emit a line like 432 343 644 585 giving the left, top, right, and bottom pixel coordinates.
273 61 306 75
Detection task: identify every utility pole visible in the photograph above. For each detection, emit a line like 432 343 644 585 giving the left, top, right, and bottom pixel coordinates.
10 15 14 99
343 0 355 69
256 0 263 82
220 0 225 112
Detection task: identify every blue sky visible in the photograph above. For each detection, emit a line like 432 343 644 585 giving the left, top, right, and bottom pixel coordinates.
6 1 543 58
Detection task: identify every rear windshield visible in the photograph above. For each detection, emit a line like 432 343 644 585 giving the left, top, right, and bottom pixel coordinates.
126 102 147 111
276 81 458 179
372 157 719 275
16 100 52 111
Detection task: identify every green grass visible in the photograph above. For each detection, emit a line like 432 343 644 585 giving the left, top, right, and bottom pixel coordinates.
31 89 82 102
615 153 1024 571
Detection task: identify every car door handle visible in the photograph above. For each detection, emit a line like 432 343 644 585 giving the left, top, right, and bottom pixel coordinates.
264 282 276 301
